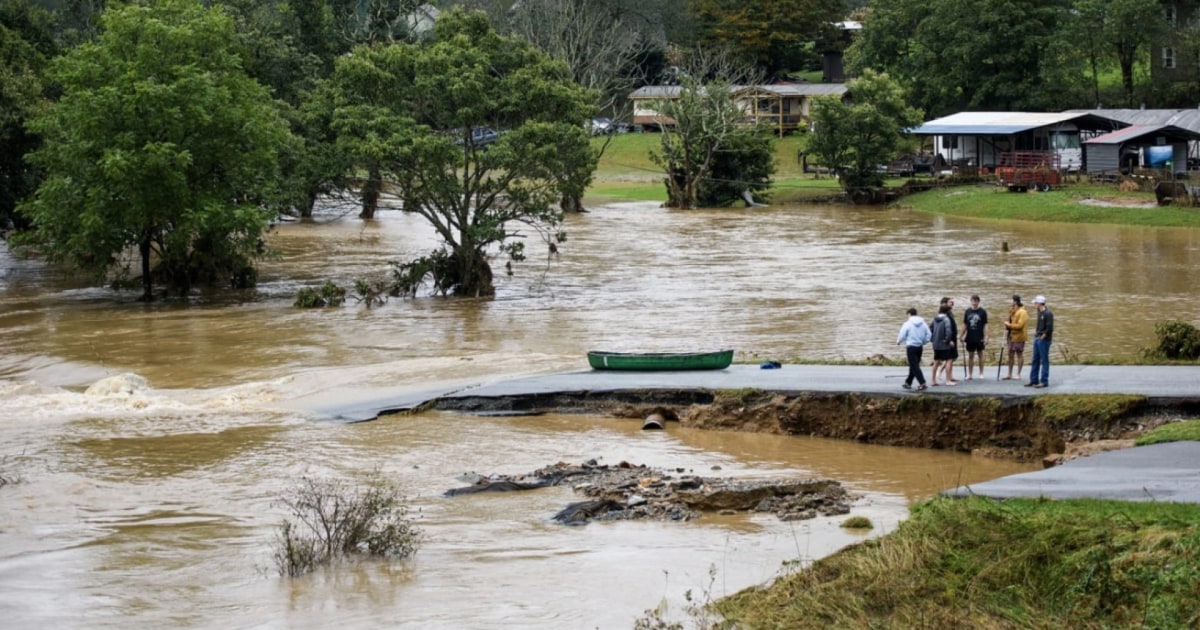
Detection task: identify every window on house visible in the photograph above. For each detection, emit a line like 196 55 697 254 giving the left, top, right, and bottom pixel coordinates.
940 136 958 150
1167 5 1176 25
1164 47 1177 69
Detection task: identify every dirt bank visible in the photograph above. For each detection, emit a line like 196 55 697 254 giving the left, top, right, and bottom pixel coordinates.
438 389 1191 464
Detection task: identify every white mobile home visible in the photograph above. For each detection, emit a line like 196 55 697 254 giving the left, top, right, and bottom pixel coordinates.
911 111 1125 173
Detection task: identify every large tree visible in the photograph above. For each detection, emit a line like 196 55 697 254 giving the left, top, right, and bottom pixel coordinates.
687 0 843 74
344 10 595 298
807 70 922 197
17 0 292 300
0 0 57 233
849 0 1079 117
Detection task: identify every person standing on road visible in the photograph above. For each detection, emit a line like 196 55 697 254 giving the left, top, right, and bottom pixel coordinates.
1003 295 1029 380
962 295 989 379
896 307 931 390
930 304 955 386
940 297 959 385
1026 295 1054 388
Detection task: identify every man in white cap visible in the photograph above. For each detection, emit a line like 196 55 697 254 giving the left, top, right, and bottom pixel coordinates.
1025 295 1054 388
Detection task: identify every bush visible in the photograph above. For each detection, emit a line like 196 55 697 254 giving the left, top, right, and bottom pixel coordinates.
293 280 346 308
1153 320 1200 360
272 474 420 577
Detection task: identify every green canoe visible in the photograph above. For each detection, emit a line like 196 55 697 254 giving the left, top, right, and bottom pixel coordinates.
586 349 734 371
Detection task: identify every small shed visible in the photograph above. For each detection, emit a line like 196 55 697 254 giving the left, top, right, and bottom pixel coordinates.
1083 124 1200 175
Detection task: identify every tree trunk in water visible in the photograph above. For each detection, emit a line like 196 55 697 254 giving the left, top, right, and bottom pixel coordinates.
301 189 317 219
560 194 584 213
138 236 153 302
360 165 381 219
455 250 495 298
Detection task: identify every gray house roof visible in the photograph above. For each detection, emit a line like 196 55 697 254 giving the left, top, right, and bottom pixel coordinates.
911 111 1113 135
1084 124 1200 145
1066 109 1200 135
629 83 847 99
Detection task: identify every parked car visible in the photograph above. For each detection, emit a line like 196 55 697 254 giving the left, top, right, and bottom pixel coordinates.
588 117 613 135
452 126 499 149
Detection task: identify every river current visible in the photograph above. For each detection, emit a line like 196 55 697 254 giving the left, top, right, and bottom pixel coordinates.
2 198 1197 628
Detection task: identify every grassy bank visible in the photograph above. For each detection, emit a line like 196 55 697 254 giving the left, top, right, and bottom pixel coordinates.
896 183 1200 228
715 496 1200 629
1135 418 1200 445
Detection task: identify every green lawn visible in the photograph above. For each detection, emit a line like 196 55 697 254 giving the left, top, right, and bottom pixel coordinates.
896 183 1200 228
588 132 849 204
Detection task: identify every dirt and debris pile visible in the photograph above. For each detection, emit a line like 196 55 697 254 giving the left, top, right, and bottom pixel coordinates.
444 459 853 525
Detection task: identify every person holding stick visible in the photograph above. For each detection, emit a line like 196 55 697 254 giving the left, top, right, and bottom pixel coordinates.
1002 294 1029 380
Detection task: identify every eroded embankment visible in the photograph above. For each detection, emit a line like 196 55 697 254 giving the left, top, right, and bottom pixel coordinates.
437 390 1199 463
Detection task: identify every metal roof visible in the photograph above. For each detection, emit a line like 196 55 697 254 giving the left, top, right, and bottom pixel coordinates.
1067 109 1200 134
735 83 848 97
911 111 1105 135
630 83 847 99
1084 124 1200 145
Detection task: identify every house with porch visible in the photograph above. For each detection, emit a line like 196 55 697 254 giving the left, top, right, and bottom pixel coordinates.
909 111 1129 173
629 83 848 134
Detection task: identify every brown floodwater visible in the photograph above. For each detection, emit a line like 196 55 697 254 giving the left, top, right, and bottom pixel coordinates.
2 198 1199 628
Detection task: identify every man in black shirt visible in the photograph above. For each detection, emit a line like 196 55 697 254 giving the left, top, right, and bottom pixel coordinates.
961 295 989 380
1026 295 1054 388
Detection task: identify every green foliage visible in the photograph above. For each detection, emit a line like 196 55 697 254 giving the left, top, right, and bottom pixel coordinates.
688 0 843 73
0 0 57 232
352 278 387 307
808 70 922 192
1152 320 1200 360
386 248 457 298
326 9 593 297
1135 419 1200 446
293 280 346 308
17 0 293 300
717 497 1200 628
271 474 420 577
651 74 772 209
697 128 775 207
840 516 873 530
849 0 1080 117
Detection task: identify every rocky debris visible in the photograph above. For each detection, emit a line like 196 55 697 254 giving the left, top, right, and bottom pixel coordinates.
445 459 854 525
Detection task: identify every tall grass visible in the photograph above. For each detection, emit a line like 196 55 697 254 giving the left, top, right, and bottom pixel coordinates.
715 497 1200 629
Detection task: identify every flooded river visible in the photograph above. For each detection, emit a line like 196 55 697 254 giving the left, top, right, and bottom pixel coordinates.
2 199 1198 628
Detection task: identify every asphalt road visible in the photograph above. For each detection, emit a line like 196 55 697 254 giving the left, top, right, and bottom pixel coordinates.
300 363 1200 504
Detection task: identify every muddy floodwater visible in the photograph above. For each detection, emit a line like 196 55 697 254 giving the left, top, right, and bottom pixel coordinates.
2 199 1199 628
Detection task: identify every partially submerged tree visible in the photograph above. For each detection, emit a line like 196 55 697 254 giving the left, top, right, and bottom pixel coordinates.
649 49 772 208
807 70 922 198
375 10 596 297
17 0 292 300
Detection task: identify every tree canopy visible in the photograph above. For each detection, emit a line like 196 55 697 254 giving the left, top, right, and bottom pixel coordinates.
0 0 56 232
808 70 923 194
687 0 842 75
17 0 293 300
330 10 596 297
848 0 1077 117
